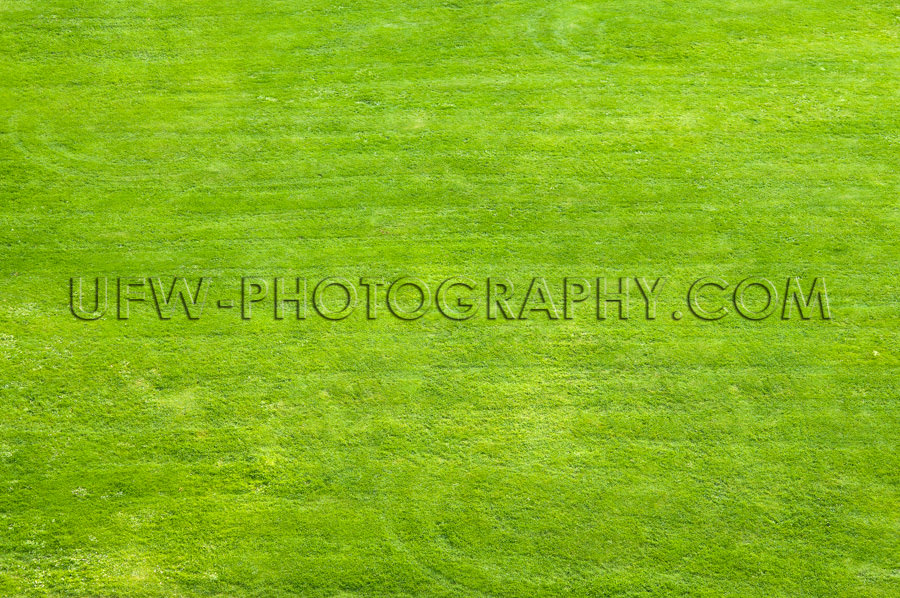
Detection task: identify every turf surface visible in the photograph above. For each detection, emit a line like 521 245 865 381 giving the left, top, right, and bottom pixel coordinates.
1 1 898 596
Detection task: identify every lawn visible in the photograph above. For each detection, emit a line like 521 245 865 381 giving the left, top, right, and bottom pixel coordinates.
0 1 898 596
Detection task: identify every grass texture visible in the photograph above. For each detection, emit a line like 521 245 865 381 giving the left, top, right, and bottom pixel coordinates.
1 1 898 596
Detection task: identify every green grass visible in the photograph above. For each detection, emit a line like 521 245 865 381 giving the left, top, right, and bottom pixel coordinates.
1 1 898 595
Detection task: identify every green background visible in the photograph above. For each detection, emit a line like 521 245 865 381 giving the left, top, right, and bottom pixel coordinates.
1 1 898 595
